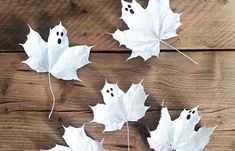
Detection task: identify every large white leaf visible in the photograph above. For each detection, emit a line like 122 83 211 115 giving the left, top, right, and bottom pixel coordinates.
41 125 105 151
112 0 181 61
91 80 150 131
147 105 215 151
20 22 91 81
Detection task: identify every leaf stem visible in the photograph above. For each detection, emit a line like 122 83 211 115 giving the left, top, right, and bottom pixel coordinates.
48 73 55 120
160 40 198 64
127 122 130 151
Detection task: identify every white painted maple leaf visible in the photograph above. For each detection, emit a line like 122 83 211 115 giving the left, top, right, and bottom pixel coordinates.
20 22 92 119
112 0 197 63
147 105 216 151
41 125 105 151
20 22 91 81
91 80 150 132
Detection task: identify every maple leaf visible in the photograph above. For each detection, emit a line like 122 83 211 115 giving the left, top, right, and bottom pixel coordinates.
20 22 91 81
20 22 92 119
91 80 149 131
41 125 105 151
112 0 197 63
147 105 216 151
91 80 149 150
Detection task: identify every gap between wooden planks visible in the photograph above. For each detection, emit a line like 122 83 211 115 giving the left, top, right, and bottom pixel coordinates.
0 0 234 51
0 51 235 150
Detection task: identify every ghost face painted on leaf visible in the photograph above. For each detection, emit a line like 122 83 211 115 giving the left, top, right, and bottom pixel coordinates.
91 80 150 132
21 22 91 81
147 106 215 151
47 23 69 69
112 0 181 61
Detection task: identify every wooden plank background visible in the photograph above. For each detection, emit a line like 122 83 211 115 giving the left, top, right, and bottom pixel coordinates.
0 0 234 150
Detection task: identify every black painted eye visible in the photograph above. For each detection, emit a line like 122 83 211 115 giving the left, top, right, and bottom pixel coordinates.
61 32 64 37
125 8 128 11
110 88 113 91
189 110 192 113
56 31 59 36
128 5 131 8
192 110 195 114
106 90 109 93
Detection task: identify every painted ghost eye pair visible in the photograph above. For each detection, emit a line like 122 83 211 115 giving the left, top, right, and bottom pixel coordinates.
56 31 64 37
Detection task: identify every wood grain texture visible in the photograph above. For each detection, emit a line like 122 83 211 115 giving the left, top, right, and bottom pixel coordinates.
0 0 234 150
0 0 234 51
0 112 233 151
0 52 234 150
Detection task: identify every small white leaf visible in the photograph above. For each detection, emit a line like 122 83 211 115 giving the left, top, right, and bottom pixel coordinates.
112 0 181 61
91 80 150 131
41 125 105 151
147 105 215 151
21 22 91 81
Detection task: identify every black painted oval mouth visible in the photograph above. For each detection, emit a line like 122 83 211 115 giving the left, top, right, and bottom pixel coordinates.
58 38 61 44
